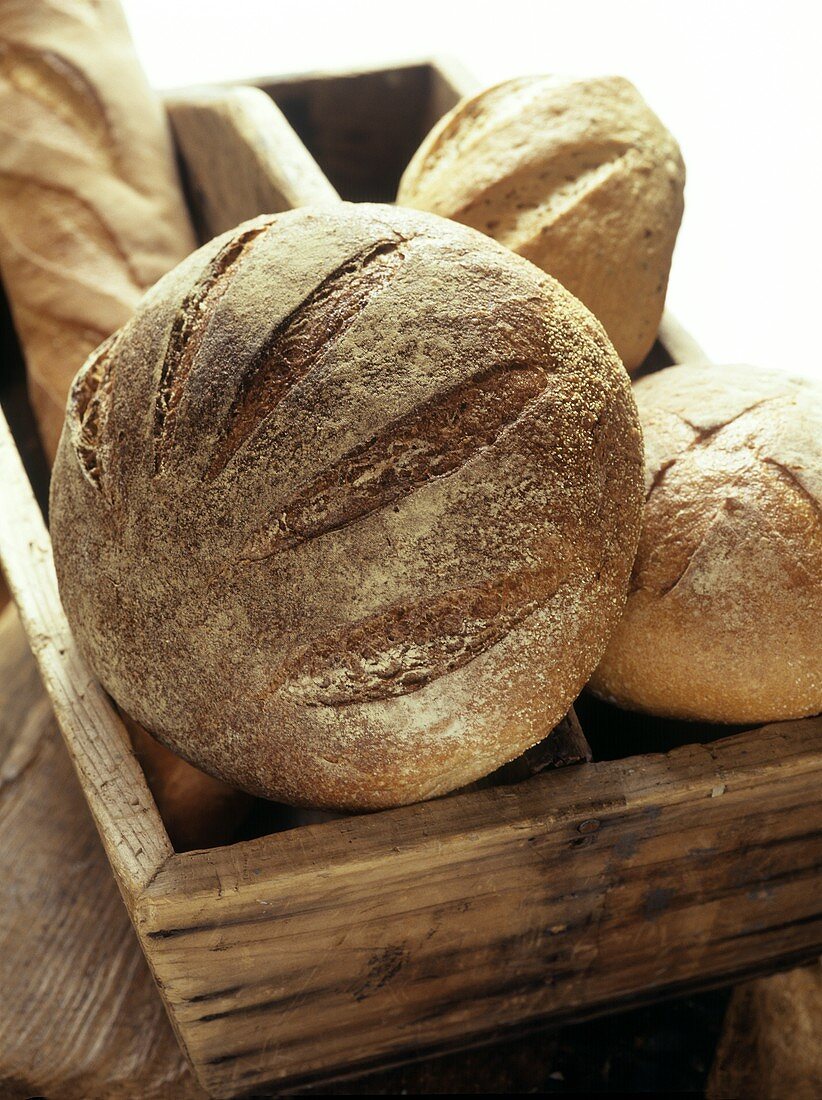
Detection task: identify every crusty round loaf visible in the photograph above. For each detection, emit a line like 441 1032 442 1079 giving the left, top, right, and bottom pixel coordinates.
590 363 822 723
50 203 643 811
397 75 685 372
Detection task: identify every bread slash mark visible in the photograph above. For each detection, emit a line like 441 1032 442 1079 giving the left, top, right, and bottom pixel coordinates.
0 40 115 169
450 141 632 249
69 332 118 492
266 559 566 707
206 236 410 478
152 221 271 474
240 359 551 560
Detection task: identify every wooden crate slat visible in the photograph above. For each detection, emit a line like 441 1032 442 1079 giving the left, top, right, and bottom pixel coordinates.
134 717 821 1095
166 84 339 243
0 408 171 894
0 57 818 1099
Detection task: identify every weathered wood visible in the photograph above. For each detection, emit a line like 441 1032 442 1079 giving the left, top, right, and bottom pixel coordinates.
657 311 710 365
258 61 437 203
493 707 592 782
135 716 822 1096
167 84 338 243
122 709 253 853
0 406 172 895
0 56 817 1100
0 604 203 1099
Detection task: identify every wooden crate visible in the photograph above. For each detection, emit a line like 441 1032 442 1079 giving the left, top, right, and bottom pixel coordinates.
0 59 820 1099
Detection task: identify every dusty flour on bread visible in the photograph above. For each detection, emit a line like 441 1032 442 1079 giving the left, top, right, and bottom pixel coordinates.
398 75 685 372
51 204 643 810
0 0 196 462
591 363 822 724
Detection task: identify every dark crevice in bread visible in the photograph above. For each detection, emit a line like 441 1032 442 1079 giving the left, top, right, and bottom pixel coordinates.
69 332 118 490
0 39 114 169
152 222 270 474
644 457 676 503
266 560 569 707
675 395 780 441
761 456 822 526
653 502 727 597
643 396 783 508
241 359 552 559
206 235 411 478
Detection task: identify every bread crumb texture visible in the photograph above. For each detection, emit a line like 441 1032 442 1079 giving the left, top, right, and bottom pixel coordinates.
50 204 643 810
590 363 822 724
397 75 685 372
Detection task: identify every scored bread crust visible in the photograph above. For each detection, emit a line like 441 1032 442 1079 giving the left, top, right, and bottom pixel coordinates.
397 75 685 372
0 0 196 462
50 204 644 811
590 363 822 724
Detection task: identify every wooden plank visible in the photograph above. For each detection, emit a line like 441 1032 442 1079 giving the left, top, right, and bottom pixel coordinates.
424 54 480 128
136 717 822 1096
0 407 171 896
258 62 435 202
166 84 339 243
0 55 812 1099
0 603 203 1099
658 311 710 365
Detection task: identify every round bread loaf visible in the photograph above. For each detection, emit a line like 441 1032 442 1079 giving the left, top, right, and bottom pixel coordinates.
590 363 822 723
50 203 643 810
397 75 685 372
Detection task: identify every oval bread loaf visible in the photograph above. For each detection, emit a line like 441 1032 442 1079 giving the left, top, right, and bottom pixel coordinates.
590 363 822 723
397 75 685 372
0 0 196 462
50 204 644 811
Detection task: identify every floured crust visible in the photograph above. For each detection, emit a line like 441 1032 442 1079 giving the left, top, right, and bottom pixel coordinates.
50 204 643 811
0 0 196 461
590 363 822 723
397 75 685 372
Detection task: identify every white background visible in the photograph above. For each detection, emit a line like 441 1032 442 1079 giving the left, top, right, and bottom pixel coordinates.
123 0 820 381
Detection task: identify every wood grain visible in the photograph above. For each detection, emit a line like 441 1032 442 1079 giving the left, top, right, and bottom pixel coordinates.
0 58 817 1099
167 84 338 243
0 603 203 1100
0 405 171 894
137 716 822 1096
259 62 437 202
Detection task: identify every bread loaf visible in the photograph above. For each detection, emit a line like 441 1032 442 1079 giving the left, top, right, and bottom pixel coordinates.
397 75 685 372
0 0 196 461
590 363 822 723
50 204 644 811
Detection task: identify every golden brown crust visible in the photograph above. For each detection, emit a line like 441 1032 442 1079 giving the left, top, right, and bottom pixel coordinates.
397 75 685 372
590 364 822 723
0 0 196 462
50 204 644 811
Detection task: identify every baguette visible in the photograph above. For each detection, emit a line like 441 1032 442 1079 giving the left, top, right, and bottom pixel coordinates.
0 0 196 461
